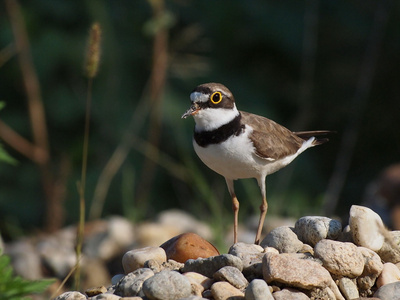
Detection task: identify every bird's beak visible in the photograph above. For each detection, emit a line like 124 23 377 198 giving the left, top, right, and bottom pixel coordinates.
181 103 200 119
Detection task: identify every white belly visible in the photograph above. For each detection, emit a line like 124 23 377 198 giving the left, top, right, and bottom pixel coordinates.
193 127 314 180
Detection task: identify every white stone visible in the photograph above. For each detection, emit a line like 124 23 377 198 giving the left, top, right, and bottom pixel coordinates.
122 247 166 274
349 205 385 251
377 263 400 288
338 277 359 300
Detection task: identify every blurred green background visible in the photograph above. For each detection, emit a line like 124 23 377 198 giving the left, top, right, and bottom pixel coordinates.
0 0 399 241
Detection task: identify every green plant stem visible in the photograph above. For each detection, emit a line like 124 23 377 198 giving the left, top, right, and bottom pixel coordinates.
75 78 93 290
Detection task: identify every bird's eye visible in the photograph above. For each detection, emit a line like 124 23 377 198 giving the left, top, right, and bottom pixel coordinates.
210 92 222 104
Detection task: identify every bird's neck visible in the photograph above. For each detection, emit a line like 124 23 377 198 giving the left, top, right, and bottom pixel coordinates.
194 106 240 132
193 112 245 147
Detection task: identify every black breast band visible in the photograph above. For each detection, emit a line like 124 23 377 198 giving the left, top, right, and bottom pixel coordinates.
194 114 245 147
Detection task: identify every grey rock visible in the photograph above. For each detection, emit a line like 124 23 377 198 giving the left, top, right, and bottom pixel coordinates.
115 267 154 297
260 226 303 253
262 252 332 289
214 266 249 290
142 270 192 300
182 254 243 278
338 277 359 300
144 258 184 273
314 239 364 278
111 274 124 285
377 231 400 264
294 216 342 247
357 247 383 290
179 297 208 300
54 291 87 300
373 281 400 300
229 243 264 279
272 288 310 300
244 279 273 300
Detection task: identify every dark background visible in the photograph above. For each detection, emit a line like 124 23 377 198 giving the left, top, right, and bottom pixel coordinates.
1 0 399 241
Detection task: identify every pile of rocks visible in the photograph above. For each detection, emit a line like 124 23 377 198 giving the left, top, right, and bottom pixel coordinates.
55 205 400 300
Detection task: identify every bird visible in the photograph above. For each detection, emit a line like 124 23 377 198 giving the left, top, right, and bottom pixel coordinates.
182 82 331 245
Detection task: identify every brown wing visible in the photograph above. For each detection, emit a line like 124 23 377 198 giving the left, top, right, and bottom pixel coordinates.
241 111 305 160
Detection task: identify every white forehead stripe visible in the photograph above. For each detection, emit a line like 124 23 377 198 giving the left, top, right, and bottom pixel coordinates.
190 92 209 103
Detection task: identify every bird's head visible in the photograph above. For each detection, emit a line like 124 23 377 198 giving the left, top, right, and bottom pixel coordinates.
182 83 239 131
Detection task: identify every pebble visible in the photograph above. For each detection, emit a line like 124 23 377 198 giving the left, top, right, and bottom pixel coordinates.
338 277 359 300
85 285 107 297
142 270 192 300
183 272 213 295
182 254 243 278
260 226 304 253
54 291 87 300
160 232 219 263
357 247 384 290
115 268 154 297
214 266 249 290
272 288 310 300
373 281 400 300
349 205 385 251
376 262 400 288
377 230 400 264
90 294 121 300
244 279 273 300
294 216 342 247
314 239 364 278
143 258 184 273
211 281 245 300
262 252 332 289
122 247 167 274
228 243 265 279
18 206 400 300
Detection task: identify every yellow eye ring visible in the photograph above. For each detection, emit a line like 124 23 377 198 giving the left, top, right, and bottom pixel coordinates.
210 91 222 104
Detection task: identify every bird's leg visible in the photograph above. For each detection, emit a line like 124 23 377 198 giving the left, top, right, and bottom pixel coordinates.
232 193 239 244
255 177 268 245
255 196 268 244
225 179 239 244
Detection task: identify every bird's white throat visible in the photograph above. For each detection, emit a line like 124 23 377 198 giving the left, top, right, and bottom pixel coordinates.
194 106 239 132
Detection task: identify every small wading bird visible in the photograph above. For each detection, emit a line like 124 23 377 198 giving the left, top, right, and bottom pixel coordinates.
182 83 331 245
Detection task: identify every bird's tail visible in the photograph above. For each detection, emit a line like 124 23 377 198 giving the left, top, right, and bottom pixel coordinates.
294 130 333 146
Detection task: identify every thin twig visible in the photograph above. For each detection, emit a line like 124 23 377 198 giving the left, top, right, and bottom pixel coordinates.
0 119 47 164
4 0 62 232
135 0 169 210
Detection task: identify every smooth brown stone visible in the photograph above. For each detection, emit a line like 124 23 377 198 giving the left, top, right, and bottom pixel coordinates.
160 232 219 263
